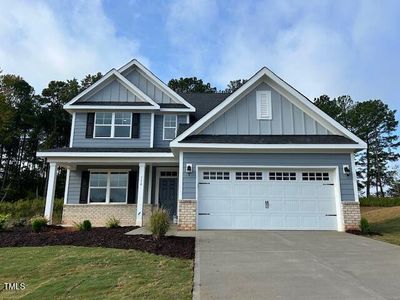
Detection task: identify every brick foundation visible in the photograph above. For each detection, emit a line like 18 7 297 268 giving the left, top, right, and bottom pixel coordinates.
342 201 361 230
178 200 196 231
62 204 154 227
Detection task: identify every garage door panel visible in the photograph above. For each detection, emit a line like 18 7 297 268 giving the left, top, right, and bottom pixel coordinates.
283 185 302 195
198 215 232 229
318 200 335 212
232 184 251 196
267 186 285 197
232 215 251 229
249 185 268 196
301 216 318 228
198 168 338 230
284 200 300 212
300 200 318 212
200 184 231 198
285 215 302 228
232 199 250 211
250 199 268 211
267 200 285 212
252 215 269 229
319 216 337 229
199 198 230 212
270 215 285 228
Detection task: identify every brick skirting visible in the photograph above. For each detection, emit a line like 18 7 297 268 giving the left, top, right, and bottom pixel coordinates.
62 204 154 227
178 200 196 231
342 201 361 230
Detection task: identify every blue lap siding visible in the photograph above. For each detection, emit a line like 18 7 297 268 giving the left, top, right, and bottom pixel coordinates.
182 152 355 201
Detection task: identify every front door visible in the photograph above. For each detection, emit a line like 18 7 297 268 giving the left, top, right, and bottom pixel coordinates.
159 178 178 219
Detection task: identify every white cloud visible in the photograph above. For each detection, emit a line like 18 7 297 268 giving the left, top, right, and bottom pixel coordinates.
165 0 219 76
0 0 148 93
165 0 400 115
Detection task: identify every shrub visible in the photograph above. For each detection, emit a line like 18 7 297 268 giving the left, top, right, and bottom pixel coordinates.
31 216 48 232
10 218 28 227
360 197 400 207
149 209 170 239
0 213 10 231
0 198 64 224
75 220 92 231
360 217 371 235
106 216 120 228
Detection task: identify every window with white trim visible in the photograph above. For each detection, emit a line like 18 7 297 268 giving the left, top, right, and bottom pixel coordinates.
114 112 132 137
163 115 177 140
203 171 230 180
160 171 178 177
269 172 296 181
302 172 330 181
94 112 131 138
235 171 263 180
89 172 128 203
256 90 272 119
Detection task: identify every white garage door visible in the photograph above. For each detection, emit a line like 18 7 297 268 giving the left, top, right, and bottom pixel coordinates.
198 169 338 230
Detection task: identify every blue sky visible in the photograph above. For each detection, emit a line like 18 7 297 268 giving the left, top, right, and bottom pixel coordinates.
0 0 399 125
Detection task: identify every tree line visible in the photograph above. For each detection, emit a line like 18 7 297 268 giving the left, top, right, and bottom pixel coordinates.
0 73 398 201
0 72 102 201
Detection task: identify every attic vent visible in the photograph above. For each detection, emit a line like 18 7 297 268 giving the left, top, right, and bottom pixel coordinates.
256 91 272 120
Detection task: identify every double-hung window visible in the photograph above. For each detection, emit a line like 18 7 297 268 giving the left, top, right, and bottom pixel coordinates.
94 112 131 138
114 112 131 137
89 171 128 203
94 112 113 137
163 114 177 140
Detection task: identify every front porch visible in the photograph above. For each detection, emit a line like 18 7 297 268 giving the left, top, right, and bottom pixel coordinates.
38 150 181 228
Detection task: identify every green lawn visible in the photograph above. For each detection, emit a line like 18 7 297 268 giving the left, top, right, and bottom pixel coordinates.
0 246 193 299
361 206 400 246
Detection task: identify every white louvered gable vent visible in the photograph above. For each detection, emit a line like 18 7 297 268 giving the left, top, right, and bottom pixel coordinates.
256 91 272 120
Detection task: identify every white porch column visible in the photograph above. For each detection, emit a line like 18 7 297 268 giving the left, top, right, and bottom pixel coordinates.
44 162 57 224
136 162 146 226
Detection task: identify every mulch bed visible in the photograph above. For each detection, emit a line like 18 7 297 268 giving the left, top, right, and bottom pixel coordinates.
0 226 195 259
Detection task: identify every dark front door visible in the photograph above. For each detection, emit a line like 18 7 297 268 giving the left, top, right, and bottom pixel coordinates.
159 178 178 219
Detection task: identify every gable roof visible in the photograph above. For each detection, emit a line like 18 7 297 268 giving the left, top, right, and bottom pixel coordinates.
64 69 160 110
171 67 367 150
179 93 230 121
118 59 195 112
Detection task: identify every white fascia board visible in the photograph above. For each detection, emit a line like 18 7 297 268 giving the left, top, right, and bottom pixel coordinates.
36 151 174 158
65 106 158 112
159 108 194 112
173 67 366 148
48 157 178 165
63 69 117 107
171 143 365 150
63 69 160 110
118 59 196 112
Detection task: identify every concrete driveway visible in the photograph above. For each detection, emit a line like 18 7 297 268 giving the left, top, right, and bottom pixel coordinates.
194 231 400 300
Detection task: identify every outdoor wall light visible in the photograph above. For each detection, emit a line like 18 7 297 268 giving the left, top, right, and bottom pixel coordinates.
185 163 193 174
343 165 351 176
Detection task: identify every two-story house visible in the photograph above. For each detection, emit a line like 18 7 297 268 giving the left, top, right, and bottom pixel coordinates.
37 59 366 231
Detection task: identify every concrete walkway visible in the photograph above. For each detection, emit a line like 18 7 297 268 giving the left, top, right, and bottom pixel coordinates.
195 231 400 300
